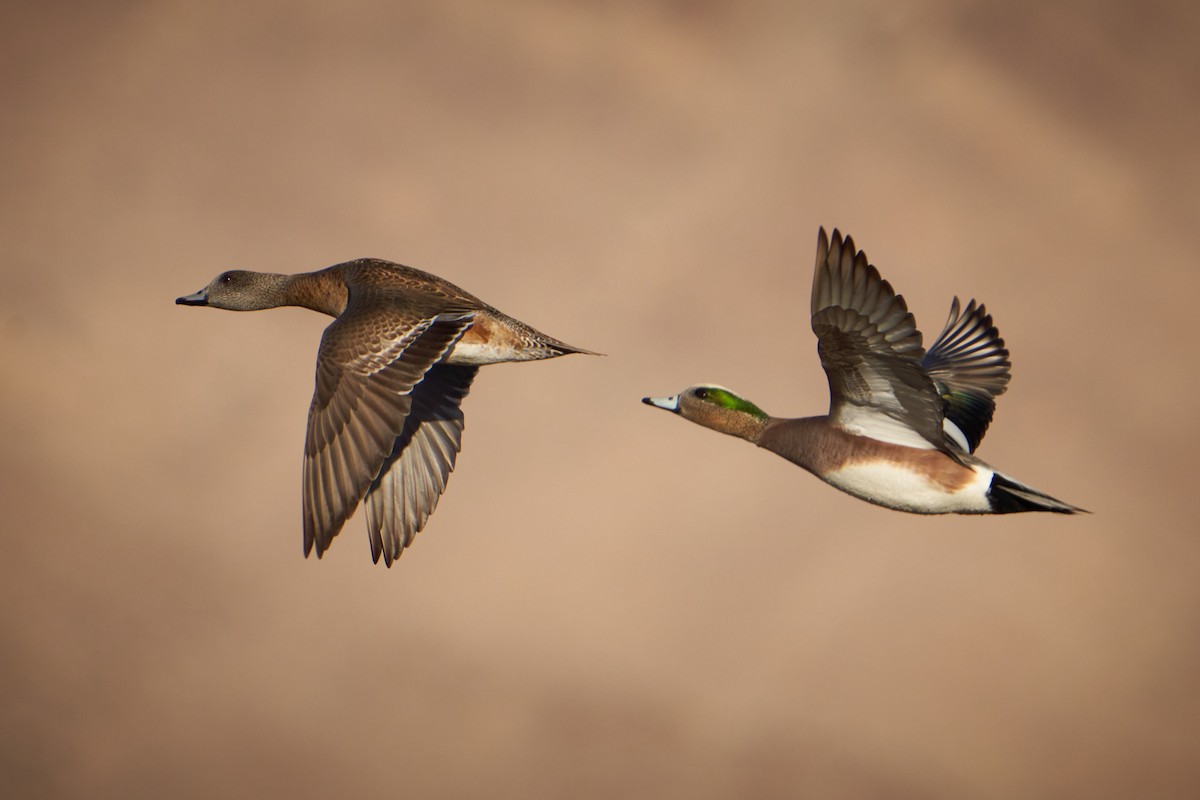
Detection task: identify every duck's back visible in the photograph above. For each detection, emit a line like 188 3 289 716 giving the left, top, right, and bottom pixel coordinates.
328 258 591 366
338 259 490 310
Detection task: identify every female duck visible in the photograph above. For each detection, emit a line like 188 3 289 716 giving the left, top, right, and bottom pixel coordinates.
178 258 594 566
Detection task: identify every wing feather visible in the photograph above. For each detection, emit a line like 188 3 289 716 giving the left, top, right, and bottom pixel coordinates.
302 304 474 559
364 364 478 566
810 228 947 450
921 297 1011 452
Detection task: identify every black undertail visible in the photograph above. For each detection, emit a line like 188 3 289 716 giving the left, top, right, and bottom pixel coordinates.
987 472 1087 514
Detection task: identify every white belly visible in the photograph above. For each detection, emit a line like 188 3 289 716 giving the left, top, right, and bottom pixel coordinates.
822 461 993 514
445 337 562 365
444 339 518 365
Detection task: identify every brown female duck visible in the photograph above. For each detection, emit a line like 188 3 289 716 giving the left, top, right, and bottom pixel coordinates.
178 258 594 566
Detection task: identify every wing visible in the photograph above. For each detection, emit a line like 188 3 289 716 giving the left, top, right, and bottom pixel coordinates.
302 303 474 559
810 228 946 450
364 364 479 566
921 297 1011 452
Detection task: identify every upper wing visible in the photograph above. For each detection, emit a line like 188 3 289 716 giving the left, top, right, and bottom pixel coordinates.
921 297 1010 452
302 301 474 560
364 364 479 566
810 228 946 450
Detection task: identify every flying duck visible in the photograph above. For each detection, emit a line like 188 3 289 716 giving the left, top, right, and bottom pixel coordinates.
178 258 594 565
643 227 1086 515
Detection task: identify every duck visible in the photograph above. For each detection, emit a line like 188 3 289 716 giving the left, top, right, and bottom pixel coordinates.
643 227 1086 515
177 258 595 566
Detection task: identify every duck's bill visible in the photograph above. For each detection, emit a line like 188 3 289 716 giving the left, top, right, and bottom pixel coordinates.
641 395 680 412
175 289 208 306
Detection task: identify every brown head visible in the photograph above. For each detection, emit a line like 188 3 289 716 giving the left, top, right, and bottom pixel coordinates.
176 270 292 311
641 384 770 442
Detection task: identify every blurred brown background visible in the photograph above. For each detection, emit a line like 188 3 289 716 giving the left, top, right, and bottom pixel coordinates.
2 1 1198 797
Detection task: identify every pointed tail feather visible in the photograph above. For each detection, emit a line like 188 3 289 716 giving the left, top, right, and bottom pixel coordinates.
988 472 1089 514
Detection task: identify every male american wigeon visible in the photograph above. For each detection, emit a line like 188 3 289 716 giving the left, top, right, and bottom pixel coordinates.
178 259 594 566
643 227 1086 515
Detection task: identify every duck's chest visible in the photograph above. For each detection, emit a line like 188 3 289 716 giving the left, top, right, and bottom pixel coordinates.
820 456 993 514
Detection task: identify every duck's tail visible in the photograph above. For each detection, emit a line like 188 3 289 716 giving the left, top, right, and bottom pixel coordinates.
987 472 1089 514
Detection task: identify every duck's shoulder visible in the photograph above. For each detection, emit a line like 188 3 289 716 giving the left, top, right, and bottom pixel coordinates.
332 259 484 307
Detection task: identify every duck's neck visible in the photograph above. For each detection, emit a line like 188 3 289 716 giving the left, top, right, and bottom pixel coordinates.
755 416 839 473
280 269 349 318
694 404 771 443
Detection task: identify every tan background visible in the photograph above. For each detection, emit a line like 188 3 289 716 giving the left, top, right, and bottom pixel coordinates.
2 1 1198 797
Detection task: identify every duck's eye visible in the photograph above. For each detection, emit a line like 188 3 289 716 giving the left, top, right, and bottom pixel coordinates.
220 273 234 284
694 388 708 400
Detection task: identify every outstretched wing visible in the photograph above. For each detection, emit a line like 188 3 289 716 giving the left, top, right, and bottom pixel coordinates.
921 297 1010 452
302 301 474 559
364 364 479 566
810 227 946 450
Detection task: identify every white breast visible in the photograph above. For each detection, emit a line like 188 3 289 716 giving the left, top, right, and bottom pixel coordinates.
822 460 993 514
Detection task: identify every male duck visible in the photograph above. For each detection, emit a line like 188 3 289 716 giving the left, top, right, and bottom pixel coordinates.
178 258 594 566
643 227 1086 515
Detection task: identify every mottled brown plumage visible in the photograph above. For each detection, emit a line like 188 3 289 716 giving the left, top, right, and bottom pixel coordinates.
178 258 594 566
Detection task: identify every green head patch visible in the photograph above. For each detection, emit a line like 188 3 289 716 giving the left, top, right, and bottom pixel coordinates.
695 386 767 419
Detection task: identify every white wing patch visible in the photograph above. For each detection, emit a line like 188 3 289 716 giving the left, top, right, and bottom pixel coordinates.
943 418 971 453
833 405 938 450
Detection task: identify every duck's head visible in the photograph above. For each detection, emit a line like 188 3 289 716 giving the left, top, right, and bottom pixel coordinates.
176 270 288 311
642 384 769 441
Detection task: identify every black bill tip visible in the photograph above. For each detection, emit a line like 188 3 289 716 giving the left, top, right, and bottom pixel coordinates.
175 290 207 306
